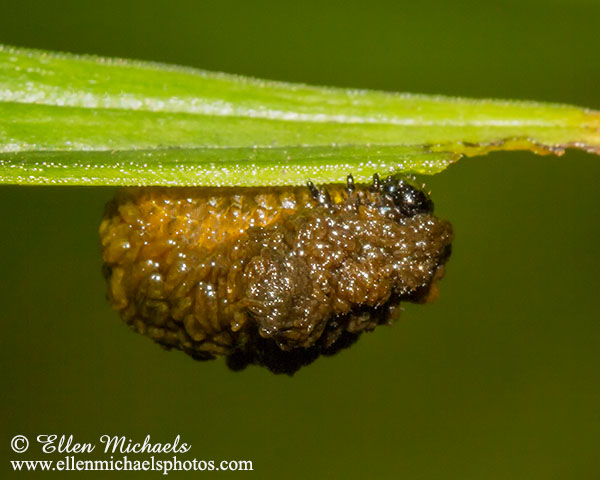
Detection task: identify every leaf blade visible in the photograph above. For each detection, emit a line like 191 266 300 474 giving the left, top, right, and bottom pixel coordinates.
0 44 598 186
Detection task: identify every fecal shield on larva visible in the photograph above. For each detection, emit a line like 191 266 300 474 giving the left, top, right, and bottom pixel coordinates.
100 175 453 374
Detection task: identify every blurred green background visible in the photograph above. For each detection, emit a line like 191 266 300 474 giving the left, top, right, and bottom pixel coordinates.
1 0 599 478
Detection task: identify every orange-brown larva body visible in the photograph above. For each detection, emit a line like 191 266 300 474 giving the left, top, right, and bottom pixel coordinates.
100 176 453 373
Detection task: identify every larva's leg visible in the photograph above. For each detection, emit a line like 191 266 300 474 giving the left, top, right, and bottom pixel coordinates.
371 173 381 191
344 174 361 211
306 180 332 208
346 174 355 194
319 188 333 208
307 180 319 201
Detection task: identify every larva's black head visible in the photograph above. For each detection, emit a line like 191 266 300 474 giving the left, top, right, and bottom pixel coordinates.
307 174 434 219
376 174 434 217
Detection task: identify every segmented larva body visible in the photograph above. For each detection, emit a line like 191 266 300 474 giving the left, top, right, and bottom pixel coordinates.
100 175 453 373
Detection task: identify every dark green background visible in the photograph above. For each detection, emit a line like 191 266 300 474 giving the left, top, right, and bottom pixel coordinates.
1 0 599 478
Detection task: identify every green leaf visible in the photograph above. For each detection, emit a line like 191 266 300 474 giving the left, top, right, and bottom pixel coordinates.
0 44 598 186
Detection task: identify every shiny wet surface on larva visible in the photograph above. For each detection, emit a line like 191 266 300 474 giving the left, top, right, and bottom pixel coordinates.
100 177 453 373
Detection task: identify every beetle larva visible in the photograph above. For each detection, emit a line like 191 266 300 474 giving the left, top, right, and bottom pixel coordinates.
100 175 453 374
